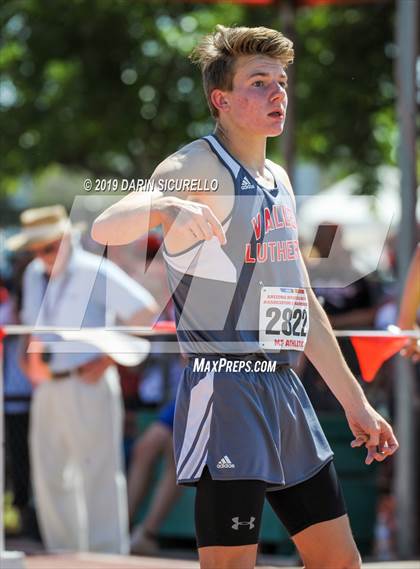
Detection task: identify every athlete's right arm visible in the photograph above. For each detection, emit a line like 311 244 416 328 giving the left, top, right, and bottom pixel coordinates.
91 186 181 246
91 147 226 247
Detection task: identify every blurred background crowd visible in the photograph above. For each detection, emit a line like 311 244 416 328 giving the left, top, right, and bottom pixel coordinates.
0 0 418 564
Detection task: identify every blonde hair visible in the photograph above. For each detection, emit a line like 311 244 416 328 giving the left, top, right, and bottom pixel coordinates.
190 25 294 119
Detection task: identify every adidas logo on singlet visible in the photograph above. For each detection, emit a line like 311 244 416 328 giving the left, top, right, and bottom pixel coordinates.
240 176 254 190
217 455 235 469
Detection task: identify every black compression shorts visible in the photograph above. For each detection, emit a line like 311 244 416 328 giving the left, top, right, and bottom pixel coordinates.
195 460 347 548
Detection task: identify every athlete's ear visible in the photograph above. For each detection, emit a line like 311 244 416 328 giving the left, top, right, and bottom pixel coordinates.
211 89 230 113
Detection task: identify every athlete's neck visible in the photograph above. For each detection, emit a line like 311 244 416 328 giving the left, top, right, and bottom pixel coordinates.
214 124 267 178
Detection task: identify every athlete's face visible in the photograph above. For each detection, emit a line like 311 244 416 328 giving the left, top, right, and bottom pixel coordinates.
214 55 288 136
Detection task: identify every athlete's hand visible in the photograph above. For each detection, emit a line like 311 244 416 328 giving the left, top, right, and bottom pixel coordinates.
163 198 226 245
345 404 399 465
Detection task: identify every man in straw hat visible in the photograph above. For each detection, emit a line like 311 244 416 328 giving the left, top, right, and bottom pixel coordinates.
7 204 158 554
92 25 398 569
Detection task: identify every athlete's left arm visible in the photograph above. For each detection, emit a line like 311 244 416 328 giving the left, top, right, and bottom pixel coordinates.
273 163 399 464
303 259 398 464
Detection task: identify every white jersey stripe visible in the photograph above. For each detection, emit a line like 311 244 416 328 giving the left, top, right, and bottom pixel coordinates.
177 395 213 476
177 372 214 477
203 135 241 178
191 449 209 480
179 402 213 480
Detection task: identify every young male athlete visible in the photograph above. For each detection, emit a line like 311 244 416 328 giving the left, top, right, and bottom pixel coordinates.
92 26 398 569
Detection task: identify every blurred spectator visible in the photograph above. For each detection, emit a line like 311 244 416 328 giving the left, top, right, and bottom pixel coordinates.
0 282 14 324
115 234 179 472
2 268 37 537
138 352 182 406
107 233 168 307
307 223 378 328
398 243 420 361
4 335 34 531
6 205 158 554
301 223 379 411
4 335 34 535
374 233 399 330
119 352 182 472
373 493 397 560
129 399 182 555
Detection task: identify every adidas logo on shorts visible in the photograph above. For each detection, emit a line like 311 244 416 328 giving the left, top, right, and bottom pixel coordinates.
241 176 254 190
217 455 235 469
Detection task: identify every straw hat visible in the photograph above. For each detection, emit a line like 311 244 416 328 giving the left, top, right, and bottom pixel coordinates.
6 205 80 252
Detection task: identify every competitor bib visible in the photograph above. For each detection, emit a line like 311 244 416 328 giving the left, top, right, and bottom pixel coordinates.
259 287 309 351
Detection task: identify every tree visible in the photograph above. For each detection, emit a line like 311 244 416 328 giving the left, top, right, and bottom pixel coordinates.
0 0 398 198
294 3 397 193
0 0 243 196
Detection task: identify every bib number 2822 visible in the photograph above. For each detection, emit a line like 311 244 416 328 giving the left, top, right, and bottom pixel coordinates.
266 306 308 337
259 288 309 351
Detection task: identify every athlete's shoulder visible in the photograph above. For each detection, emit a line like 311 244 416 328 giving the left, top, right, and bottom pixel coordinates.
152 139 223 181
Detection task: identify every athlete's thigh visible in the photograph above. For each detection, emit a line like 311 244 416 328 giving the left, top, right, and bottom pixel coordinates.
266 461 359 568
196 467 263 568
266 461 347 537
195 467 266 549
292 514 361 569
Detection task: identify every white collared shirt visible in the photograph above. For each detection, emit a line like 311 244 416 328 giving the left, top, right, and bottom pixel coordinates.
21 244 155 372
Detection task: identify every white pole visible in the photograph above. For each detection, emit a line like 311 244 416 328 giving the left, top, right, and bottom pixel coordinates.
1 325 418 338
395 0 418 557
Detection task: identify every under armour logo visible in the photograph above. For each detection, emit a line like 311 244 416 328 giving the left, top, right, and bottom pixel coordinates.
231 516 255 530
